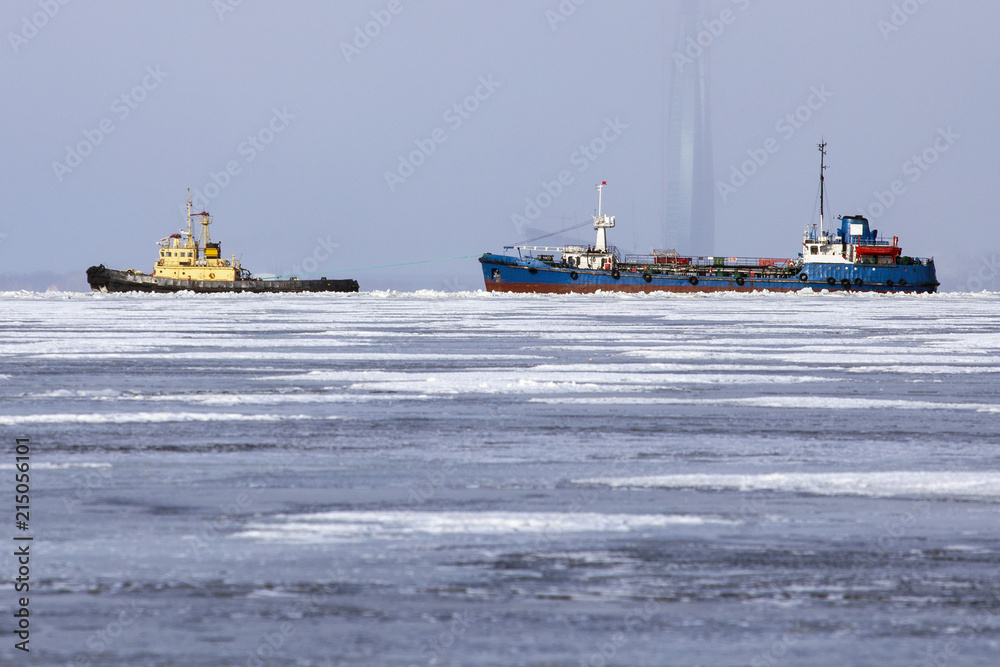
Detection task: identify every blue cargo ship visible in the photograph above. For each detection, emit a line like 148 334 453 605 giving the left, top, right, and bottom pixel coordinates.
480 144 938 294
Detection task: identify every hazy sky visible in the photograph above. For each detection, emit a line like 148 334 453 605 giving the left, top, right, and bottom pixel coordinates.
2 0 997 290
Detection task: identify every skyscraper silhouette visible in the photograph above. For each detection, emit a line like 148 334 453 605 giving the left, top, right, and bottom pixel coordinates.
663 0 715 255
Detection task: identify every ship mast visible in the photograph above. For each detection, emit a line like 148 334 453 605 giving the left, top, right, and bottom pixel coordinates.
593 181 614 252
186 189 193 244
199 212 212 249
818 141 827 237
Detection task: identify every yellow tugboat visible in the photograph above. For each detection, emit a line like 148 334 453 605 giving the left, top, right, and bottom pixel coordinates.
87 192 358 293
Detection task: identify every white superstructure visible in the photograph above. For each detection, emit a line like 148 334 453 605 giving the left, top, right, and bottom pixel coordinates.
552 182 619 272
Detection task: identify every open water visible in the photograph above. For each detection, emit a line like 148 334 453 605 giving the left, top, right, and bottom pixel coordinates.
1 290 999 666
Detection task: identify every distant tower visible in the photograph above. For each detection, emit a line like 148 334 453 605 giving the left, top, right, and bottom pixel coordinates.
663 0 715 255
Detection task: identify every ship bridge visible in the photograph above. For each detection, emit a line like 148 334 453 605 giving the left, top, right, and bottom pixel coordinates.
508 182 621 271
803 215 901 265
152 190 244 281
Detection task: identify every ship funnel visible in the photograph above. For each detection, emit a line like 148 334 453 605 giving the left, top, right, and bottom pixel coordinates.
841 215 870 241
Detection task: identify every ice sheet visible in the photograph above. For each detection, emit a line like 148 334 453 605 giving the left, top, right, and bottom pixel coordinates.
234 510 736 543
576 471 1000 499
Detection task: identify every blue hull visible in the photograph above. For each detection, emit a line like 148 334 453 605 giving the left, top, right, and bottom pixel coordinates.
479 254 938 294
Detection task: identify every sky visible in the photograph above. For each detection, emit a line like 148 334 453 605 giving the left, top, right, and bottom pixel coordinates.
1 0 998 291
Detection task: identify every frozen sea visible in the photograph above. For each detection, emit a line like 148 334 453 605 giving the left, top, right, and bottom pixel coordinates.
1 290 999 666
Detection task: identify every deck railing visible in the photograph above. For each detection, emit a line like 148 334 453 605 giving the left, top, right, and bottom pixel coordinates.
512 245 622 262
623 255 798 269
504 246 931 269
804 233 897 247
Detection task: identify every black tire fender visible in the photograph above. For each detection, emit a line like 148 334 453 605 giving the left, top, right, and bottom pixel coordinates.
799 273 808 281
735 277 745 287
570 271 579 280
642 273 652 283
827 277 836 286
528 268 538 275
611 269 621 280
688 276 699 286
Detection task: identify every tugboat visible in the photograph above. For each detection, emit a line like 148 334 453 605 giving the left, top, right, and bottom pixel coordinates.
480 144 938 294
87 192 359 294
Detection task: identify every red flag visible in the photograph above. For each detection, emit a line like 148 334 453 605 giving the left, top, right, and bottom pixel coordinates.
602 181 607 185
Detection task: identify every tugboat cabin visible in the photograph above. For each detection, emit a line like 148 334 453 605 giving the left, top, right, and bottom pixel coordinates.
152 192 244 281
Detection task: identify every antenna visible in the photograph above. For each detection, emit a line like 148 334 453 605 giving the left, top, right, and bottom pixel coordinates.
818 141 827 237
595 181 605 218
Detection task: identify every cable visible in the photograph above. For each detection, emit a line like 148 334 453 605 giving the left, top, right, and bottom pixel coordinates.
267 218 596 280
513 219 593 246
267 254 480 280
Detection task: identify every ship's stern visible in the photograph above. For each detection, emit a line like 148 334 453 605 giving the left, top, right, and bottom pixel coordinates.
86 265 110 292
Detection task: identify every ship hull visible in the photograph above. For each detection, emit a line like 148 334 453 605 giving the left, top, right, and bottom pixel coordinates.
86 266 358 294
479 255 938 294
